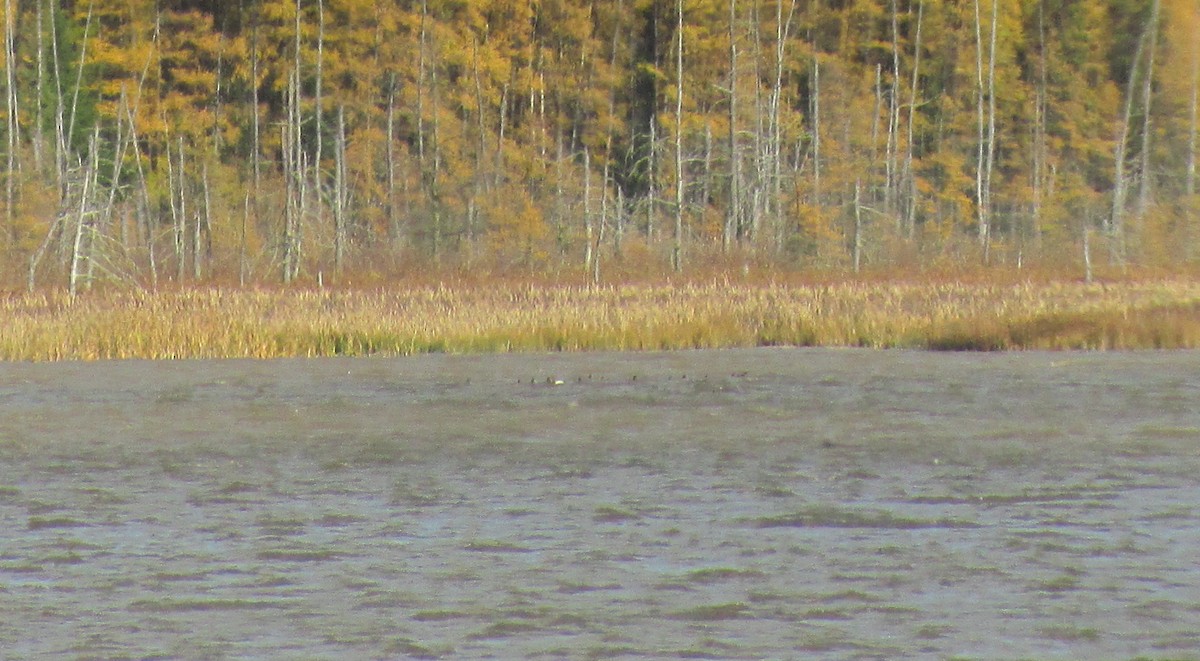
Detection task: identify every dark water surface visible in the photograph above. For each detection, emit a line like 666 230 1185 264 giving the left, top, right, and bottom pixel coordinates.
2 349 1200 659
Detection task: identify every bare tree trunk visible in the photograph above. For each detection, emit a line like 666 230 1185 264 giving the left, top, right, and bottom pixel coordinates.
592 0 624 278
28 165 73 293
170 137 187 282
972 0 998 260
672 0 685 272
1083 223 1093 284
594 162 606 285
166 137 179 278
973 0 988 252
886 0 901 221
33 0 46 171
101 90 130 260
1110 22 1149 263
811 53 821 222
770 0 797 253
212 31 225 156
429 59 443 262
584 147 594 274
315 0 325 188
592 154 604 284
313 0 328 272
470 37 488 259
416 0 444 262
240 192 249 286
872 64 883 205
250 16 262 212
1135 0 1160 218
69 130 99 296
597 150 613 284
902 0 924 237
48 0 68 189
66 0 94 169
283 80 298 282
1188 46 1198 201
27 213 61 291
122 92 155 287
196 160 210 281
614 187 624 258
495 84 507 189
68 182 88 296
748 0 764 243
853 179 863 273
1031 0 1048 244
702 123 713 224
725 0 740 250
984 0 998 262
1187 46 1198 260
553 130 565 254
333 105 347 272
386 75 399 245
647 116 657 242
283 0 306 283
3 0 18 247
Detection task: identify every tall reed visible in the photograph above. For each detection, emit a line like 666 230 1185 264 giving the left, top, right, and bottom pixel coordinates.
3 280 1200 360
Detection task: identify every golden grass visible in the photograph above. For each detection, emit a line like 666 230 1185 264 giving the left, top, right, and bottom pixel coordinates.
4 279 1200 360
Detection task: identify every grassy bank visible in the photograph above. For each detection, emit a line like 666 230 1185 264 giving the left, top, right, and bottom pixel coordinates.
4 279 1200 360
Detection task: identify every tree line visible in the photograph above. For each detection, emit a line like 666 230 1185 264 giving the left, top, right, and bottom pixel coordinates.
1 0 1198 290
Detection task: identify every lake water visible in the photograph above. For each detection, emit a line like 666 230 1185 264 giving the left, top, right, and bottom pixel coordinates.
2 348 1200 659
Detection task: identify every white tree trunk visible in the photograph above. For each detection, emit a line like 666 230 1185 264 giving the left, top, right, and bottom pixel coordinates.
4 0 19 241
725 0 740 250
673 0 685 272
1135 0 1160 217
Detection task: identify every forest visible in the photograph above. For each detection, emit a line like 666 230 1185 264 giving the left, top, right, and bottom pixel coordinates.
0 0 1198 291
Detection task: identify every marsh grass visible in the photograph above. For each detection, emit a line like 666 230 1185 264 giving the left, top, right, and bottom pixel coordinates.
592 505 641 523
128 598 288 612
4 278 1200 360
669 602 751 621
751 505 979 530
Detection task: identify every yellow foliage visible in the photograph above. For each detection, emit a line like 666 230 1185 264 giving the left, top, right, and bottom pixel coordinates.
488 189 549 265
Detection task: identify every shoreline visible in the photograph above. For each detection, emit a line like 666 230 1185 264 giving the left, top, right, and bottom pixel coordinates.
4 279 1200 360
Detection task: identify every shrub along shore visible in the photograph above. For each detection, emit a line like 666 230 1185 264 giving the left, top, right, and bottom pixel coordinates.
4 279 1200 361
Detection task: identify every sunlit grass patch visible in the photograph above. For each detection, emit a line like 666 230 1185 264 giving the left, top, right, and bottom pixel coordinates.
5 278 1200 359
469 619 542 639
381 638 447 660
216 480 258 494
582 646 641 659
391 479 453 507
255 514 307 536
556 580 622 594
255 547 341 562
1039 624 1101 641
801 607 854 620
129 598 294 612
751 504 979 529
1033 574 1083 592
682 566 766 583
796 629 853 652
27 516 87 530
592 504 641 523
669 601 751 621
668 637 744 658
914 623 954 640
462 539 534 553
411 609 470 621
908 486 1119 507
1136 425 1200 440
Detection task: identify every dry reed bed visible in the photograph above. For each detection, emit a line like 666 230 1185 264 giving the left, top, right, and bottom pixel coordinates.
3 280 1200 360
